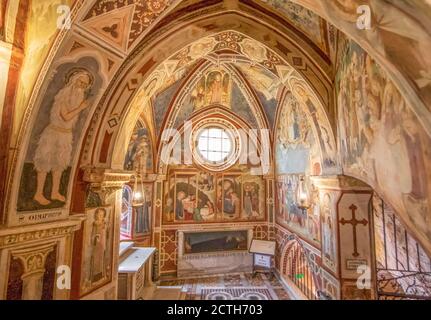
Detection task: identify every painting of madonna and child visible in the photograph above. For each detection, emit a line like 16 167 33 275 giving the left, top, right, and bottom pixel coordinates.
163 171 265 224
184 230 248 254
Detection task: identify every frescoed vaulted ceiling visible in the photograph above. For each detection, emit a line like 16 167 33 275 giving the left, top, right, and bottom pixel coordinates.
2 0 431 258
1 0 431 304
80 0 177 52
121 28 327 161
255 0 334 58
149 54 283 139
65 0 336 154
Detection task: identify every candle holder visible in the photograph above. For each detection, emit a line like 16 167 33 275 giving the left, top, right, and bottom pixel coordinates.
296 175 309 210
132 152 145 207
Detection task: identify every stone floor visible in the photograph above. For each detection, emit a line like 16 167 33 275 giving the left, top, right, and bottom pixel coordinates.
158 273 291 300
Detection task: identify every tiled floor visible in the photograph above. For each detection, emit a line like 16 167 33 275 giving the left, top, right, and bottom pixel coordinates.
158 273 291 300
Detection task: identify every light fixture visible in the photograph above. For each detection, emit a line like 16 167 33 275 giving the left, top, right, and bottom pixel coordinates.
296 175 309 210
132 174 144 207
132 149 145 207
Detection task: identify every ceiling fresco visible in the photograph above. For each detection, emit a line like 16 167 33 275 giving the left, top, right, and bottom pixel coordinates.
1 0 430 259
81 0 176 51
258 0 329 53
126 30 313 145
1 0 431 303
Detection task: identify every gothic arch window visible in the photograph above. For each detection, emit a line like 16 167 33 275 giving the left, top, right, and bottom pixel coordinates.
120 185 133 239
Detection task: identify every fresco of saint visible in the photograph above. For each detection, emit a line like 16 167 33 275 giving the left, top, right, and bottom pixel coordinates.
33 69 93 206
89 208 108 283
322 193 336 270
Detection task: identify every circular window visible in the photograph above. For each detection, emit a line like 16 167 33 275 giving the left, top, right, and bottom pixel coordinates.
197 127 232 163
191 121 240 171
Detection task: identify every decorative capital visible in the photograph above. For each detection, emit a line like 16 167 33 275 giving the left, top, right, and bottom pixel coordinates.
12 243 55 276
155 174 167 182
142 173 158 183
0 217 83 248
82 166 132 202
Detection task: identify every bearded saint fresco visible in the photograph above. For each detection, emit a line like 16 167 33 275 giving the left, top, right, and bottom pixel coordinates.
32 69 93 206
18 59 101 212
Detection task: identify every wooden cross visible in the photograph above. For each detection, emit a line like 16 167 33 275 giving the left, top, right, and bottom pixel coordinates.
339 204 368 257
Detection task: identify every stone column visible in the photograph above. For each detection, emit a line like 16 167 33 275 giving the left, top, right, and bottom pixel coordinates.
265 176 275 241
152 175 165 281
0 0 28 223
75 167 132 300
83 167 133 207
12 244 54 300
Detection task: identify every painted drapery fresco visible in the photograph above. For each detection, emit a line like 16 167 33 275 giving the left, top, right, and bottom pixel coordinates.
184 230 248 254
17 57 102 212
163 170 265 224
336 38 431 254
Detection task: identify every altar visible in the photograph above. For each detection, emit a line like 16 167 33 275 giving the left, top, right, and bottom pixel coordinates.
117 242 156 300
177 229 254 277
